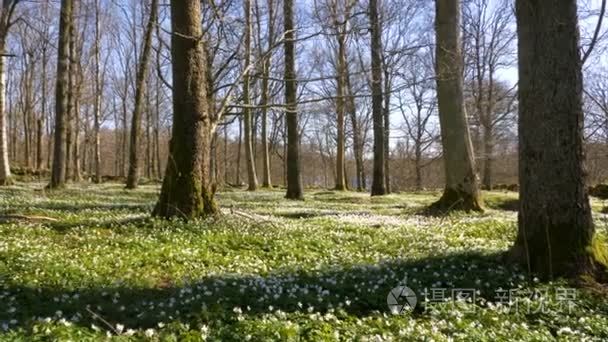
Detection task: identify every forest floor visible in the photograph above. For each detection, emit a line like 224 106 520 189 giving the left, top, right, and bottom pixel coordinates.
0 183 607 341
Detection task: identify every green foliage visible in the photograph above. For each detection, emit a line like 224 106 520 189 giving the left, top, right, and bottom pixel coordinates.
0 184 606 340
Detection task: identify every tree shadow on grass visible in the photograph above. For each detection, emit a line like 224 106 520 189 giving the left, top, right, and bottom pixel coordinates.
1 251 553 335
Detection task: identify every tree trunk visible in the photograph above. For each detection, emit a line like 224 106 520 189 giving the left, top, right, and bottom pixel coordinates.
260 0 274 189
370 0 385 196
243 0 258 191
236 117 242 185
482 125 493 190
383 70 391 193
432 0 482 211
49 0 72 189
334 34 347 191
346 71 363 191
511 0 603 279
284 0 303 200
93 0 102 183
0 39 11 185
153 0 217 219
126 0 157 189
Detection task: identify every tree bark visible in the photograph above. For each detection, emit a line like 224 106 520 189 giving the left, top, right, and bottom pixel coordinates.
370 0 386 196
0 40 11 185
383 69 391 193
243 0 258 191
126 0 158 189
93 0 102 183
432 0 482 211
334 33 347 191
49 0 73 189
153 0 217 219
284 0 303 199
511 0 603 279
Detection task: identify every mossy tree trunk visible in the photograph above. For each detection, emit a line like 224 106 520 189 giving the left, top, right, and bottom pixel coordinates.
153 0 217 219
432 0 482 211
511 0 603 279
126 0 157 189
49 0 73 189
284 0 303 200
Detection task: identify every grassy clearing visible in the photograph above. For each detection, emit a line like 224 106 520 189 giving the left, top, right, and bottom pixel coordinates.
0 183 607 341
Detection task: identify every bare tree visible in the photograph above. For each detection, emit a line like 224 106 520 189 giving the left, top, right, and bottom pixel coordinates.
126 0 158 189
370 0 386 196
243 0 259 191
284 0 303 199
49 0 73 189
431 0 482 211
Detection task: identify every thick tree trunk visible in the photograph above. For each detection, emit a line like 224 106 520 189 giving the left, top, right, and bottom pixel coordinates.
284 0 303 199
153 0 217 219
370 0 385 196
511 0 602 279
49 0 72 189
126 0 157 189
243 0 258 191
432 0 482 211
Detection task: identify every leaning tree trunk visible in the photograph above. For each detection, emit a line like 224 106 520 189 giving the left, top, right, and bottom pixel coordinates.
370 0 386 196
126 0 157 189
511 0 603 279
432 0 482 211
284 0 303 200
49 0 72 189
153 0 217 219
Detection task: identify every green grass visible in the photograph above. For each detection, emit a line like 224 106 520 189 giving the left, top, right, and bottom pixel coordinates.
0 183 607 341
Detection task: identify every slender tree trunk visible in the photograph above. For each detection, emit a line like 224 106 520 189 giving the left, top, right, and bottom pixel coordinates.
126 0 157 189
93 0 102 183
370 0 385 196
49 0 72 189
511 0 603 279
335 35 347 191
243 0 258 191
432 0 482 211
346 71 363 191
0 39 11 185
383 71 391 193
284 0 303 199
72 60 82 182
482 125 493 190
236 117 242 185
260 0 274 189
154 0 217 219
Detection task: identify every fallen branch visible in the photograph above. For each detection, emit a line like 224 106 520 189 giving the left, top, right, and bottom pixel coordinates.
0 214 59 223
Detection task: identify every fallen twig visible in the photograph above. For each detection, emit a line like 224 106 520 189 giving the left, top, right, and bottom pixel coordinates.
0 214 59 223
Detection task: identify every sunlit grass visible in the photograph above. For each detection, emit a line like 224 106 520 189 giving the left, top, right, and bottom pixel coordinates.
0 183 606 340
